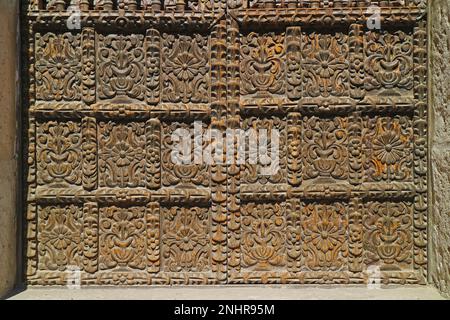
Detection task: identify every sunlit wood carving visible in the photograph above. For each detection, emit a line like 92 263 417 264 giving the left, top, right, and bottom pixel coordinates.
24 0 428 285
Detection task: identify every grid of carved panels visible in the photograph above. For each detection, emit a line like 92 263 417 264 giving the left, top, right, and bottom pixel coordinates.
27 9 228 284
25 1 428 285
227 9 427 284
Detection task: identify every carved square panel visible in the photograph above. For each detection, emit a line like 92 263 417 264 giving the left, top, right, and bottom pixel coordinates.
363 201 413 271
37 204 83 271
161 206 211 272
97 34 146 101
98 121 146 188
161 33 210 104
36 120 82 186
241 116 287 185
300 32 349 98
240 31 285 98
35 33 82 101
362 115 414 182
364 29 414 96
241 202 286 271
161 121 210 188
300 201 349 272
99 205 147 271
302 116 349 183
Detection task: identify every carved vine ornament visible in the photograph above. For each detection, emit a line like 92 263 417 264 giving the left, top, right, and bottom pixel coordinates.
25 0 428 285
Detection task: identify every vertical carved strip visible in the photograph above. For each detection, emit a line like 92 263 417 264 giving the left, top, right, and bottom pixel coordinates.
82 117 98 191
211 19 228 283
349 23 365 100
27 21 37 277
82 27 96 105
286 198 301 273
287 112 302 187
286 26 302 100
27 114 37 277
146 202 160 273
348 111 362 186
146 28 160 106
146 118 161 190
29 27 36 108
348 197 363 277
413 21 428 282
227 17 241 276
82 202 99 273
27 203 38 277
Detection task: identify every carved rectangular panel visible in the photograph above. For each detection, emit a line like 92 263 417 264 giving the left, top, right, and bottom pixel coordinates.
25 1 428 285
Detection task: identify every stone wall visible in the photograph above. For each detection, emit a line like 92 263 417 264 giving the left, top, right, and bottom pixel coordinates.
0 0 19 298
430 0 450 298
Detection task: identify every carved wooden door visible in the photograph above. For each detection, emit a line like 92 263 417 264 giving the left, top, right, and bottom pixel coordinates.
24 1 428 285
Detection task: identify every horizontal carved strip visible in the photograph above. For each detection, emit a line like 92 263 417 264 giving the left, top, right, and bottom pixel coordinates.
33 187 211 205
232 7 425 26
30 102 211 120
27 271 222 286
27 269 424 285
28 11 223 29
241 97 416 116
228 270 424 285
240 183 417 201
29 0 420 12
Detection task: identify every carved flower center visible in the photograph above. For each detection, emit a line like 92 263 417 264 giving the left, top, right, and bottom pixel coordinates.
119 150 127 158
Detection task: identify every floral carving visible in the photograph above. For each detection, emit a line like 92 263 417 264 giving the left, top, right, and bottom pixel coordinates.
302 117 348 182
99 206 146 270
36 121 82 186
363 116 413 182
363 201 413 270
99 122 146 188
161 207 210 272
242 116 286 185
241 203 286 270
37 205 82 271
364 30 413 94
98 34 145 101
25 5 428 286
161 122 210 188
301 202 348 271
35 33 81 101
162 33 209 103
301 32 349 97
240 32 285 97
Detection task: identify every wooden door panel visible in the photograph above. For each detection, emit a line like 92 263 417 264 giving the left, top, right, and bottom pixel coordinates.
24 1 427 285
